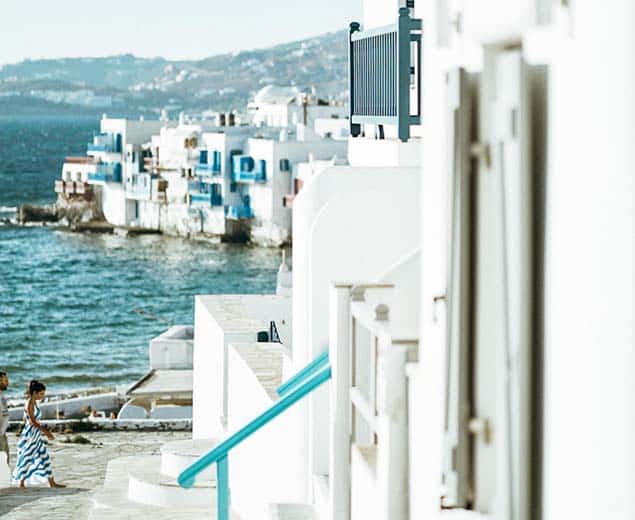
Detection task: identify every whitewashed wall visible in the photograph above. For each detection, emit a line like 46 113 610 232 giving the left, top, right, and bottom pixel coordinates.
542 3 634 520
347 137 421 168
415 2 635 520
225 345 304 520
101 183 127 226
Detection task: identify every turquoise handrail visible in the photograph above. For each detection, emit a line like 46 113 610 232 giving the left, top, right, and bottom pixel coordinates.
178 365 332 520
276 351 329 396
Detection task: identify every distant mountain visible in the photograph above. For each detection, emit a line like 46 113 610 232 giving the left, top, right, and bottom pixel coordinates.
0 31 348 117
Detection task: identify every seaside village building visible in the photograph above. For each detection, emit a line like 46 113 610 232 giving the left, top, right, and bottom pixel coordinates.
248 85 348 130
55 88 348 246
68 0 634 519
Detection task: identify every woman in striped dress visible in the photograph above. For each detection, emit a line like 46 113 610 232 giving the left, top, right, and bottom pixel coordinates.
13 380 65 488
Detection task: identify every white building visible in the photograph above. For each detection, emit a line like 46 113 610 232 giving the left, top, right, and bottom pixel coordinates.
55 156 98 201
59 111 347 244
81 116 166 226
232 129 348 246
249 85 347 129
135 119 228 236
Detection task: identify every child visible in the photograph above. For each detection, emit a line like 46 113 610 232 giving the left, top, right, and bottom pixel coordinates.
13 380 65 488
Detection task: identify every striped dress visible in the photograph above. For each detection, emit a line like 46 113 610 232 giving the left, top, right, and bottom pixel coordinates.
12 402 52 485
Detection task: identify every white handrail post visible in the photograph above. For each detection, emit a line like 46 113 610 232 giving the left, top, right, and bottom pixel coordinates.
376 341 409 520
329 283 353 520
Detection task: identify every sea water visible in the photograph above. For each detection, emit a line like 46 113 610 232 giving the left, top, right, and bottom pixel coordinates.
0 117 280 398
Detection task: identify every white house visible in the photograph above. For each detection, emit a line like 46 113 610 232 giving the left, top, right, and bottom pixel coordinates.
249 85 347 129
80 116 166 226
236 129 348 246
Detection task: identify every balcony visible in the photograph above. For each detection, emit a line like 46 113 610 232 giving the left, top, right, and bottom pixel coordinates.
87 132 122 153
55 180 93 198
349 8 422 142
195 163 222 177
231 155 266 183
87 163 122 184
87 143 110 152
196 150 222 177
190 191 223 207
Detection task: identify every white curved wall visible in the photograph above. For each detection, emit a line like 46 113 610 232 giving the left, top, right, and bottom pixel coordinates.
102 184 127 226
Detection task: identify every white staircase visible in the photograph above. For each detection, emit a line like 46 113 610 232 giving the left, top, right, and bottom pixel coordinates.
90 438 226 520
266 475 325 520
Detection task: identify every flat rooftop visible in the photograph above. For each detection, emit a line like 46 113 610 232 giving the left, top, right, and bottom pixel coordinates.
196 294 281 334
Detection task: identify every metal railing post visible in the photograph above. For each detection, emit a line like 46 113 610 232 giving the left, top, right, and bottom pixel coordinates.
397 7 411 142
349 22 361 138
217 455 229 520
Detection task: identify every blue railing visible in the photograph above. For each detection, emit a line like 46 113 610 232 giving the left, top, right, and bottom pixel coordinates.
178 364 332 520
191 192 223 207
87 132 122 153
231 155 266 183
88 163 122 183
277 351 329 396
195 163 222 176
87 143 110 152
349 7 422 141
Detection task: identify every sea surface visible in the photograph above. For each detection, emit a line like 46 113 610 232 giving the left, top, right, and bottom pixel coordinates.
0 116 280 399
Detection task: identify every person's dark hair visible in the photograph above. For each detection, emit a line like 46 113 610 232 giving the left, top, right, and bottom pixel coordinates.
26 380 46 397
0 371 7 379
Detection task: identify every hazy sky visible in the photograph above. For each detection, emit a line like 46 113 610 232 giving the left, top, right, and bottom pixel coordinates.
0 0 362 65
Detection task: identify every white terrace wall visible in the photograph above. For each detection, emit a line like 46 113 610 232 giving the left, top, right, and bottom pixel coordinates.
225 345 304 520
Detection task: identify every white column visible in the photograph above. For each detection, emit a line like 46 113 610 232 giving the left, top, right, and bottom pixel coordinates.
376 340 408 520
329 283 353 520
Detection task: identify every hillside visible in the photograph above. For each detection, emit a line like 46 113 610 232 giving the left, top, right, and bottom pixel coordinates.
0 30 348 117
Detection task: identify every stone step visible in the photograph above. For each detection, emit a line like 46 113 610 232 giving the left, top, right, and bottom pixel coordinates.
127 455 218 508
268 503 318 520
160 437 219 481
91 487 215 520
92 456 219 519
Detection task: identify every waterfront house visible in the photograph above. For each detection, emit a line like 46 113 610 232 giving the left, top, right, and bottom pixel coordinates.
230 128 348 246
88 0 632 517
55 116 165 223
55 156 98 201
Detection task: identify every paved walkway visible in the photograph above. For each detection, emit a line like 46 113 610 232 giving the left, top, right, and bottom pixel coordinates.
0 430 190 519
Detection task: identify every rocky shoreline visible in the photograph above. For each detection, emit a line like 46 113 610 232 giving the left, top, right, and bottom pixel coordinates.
15 198 105 228
10 200 272 244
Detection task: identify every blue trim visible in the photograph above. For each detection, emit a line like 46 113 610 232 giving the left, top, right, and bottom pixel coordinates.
276 351 329 396
178 365 332 491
